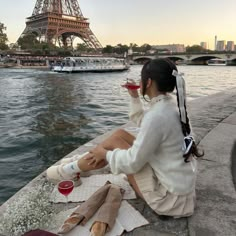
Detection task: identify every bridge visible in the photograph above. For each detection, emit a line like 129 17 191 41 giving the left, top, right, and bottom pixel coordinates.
132 52 236 65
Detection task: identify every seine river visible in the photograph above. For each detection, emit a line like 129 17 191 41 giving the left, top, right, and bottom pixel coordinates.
0 65 235 204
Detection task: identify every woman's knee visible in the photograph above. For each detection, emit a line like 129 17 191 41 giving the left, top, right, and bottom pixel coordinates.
112 128 128 137
112 128 135 142
101 134 130 150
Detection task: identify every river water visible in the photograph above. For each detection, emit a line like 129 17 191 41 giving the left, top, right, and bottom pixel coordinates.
0 65 235 204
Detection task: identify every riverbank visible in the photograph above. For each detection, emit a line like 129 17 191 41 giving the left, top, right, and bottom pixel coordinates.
0 88 235 236
9 65 50 69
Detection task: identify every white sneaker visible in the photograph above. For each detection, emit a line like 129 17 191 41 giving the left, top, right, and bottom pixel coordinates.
46 164 82 186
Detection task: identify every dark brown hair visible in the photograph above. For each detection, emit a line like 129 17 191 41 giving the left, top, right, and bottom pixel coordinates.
141 58 204 161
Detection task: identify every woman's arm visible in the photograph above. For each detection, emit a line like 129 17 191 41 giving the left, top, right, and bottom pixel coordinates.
107 113 164 174
126 81 145 127
129 97 144 127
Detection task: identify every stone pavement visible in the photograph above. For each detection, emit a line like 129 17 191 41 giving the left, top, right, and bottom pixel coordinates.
188 109 236 236
0 88 235 236
124 88 236 236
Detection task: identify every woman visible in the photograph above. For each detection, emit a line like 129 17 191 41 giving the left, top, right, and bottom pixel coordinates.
47 58 203 217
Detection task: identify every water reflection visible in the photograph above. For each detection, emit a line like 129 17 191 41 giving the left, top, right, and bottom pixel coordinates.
32 75 92 165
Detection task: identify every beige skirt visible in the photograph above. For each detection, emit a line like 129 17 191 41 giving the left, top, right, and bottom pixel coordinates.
134 164 196 218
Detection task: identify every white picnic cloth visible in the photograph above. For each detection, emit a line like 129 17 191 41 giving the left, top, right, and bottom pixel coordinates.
48 200 149 236
50 174 136 203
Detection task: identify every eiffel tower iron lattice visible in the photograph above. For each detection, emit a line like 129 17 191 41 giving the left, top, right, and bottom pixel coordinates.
19 0 102 49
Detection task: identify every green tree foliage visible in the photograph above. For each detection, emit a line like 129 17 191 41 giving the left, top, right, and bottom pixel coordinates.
129 43 139 51
186 45 207 53
17 33 40 50
17 33 58 54
0 22 9 50
102 43 154 55
114 44 129 54
102 45 113 54
139 44 152 53
76 43 88 52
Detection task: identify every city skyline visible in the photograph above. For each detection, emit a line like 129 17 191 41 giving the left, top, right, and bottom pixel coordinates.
0 0 235 49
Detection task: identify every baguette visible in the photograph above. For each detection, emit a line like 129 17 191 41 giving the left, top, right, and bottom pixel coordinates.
90 221 107 236
58 182 112 234
58 182 123 235
58 212 84 234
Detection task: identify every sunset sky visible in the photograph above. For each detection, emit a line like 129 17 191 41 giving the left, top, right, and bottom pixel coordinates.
0 0 235 49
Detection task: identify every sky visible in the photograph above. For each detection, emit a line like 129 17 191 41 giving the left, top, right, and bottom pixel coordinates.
0 0 236 49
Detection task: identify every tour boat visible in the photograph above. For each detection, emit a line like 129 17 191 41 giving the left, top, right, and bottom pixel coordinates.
0 62 16 68
207 58 227 66
0 57 17 68
53 56 130 73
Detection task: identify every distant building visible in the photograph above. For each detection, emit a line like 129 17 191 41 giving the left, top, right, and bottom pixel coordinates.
216 40 226 51
226 41 235 51
200 42 207 49
152 44 186 53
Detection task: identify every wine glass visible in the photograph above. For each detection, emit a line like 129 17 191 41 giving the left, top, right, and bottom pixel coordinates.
58 180 74 210
112 79 140 96
121 78 140 90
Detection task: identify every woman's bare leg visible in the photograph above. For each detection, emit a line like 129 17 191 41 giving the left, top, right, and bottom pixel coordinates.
77 128 144 199
78 129 135 171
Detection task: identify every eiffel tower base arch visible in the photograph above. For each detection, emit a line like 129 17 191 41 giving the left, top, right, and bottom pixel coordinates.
19 0 102 50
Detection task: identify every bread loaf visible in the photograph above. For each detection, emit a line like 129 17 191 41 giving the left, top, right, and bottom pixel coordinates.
90 221 107 236
58 182 111 234
58 213 84 234
58 182 124 235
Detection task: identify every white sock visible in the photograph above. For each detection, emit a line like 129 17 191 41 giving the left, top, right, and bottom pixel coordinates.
62 161 81 175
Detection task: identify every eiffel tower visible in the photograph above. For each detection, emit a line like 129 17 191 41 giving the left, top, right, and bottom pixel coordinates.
19 0 102 49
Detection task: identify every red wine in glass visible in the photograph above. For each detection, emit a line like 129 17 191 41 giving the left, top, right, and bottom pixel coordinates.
58 180 74 196
58 180 74 210
121 84 140 90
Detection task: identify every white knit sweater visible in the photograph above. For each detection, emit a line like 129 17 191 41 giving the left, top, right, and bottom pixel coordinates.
106 94 196 195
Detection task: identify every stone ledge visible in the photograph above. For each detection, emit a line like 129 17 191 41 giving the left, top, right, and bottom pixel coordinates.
188 117 236 236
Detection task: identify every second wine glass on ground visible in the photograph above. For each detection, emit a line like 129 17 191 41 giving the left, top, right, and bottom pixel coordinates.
58 180 74 211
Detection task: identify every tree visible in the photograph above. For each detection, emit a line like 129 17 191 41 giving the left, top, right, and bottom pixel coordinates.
102 45 113 54
129 43 139 52
100 43 155 55
186 45 207 53
17 33 40 49
140 44 152 53
114 44 129 54
76 43 88 52
0 22 9 50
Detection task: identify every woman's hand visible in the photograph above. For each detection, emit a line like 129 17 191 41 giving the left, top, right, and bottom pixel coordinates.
126 79 139 98
128 87 139 98
85 145 108 167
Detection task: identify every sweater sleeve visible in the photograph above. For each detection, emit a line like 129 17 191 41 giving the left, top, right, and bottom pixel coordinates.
128 97 144 127
106 112 164 175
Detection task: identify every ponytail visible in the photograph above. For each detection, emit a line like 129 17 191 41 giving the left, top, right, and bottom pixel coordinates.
174 70 204 162
141 58 204 162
